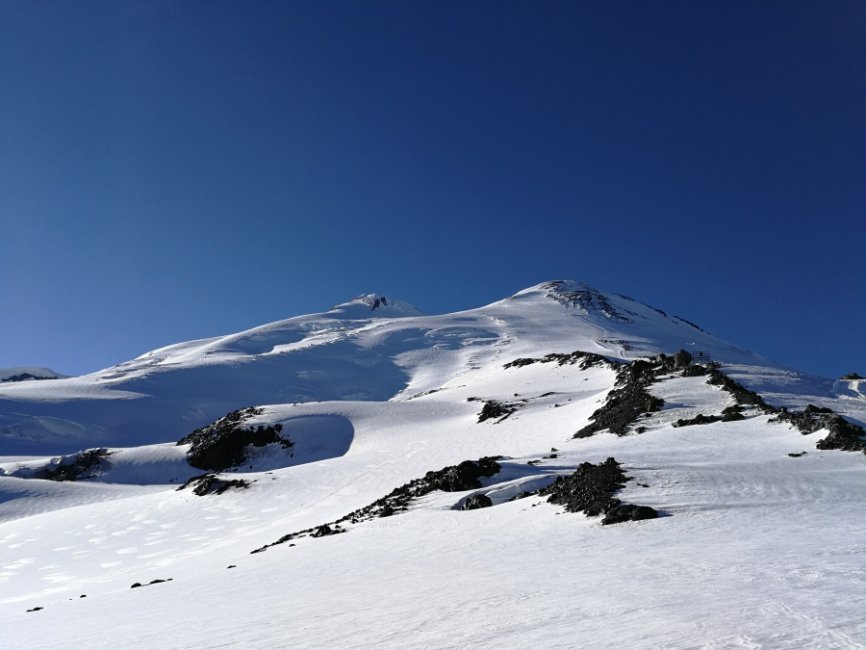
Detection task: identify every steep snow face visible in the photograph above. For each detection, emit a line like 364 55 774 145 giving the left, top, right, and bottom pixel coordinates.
514 280 635 321
0 282 794 453
490 280 766 365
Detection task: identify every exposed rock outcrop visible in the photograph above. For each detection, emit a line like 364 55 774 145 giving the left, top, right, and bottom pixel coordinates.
251 457 502 553
540 457 658 525
177 407 292 471
178 474 251 496
33 448 111 481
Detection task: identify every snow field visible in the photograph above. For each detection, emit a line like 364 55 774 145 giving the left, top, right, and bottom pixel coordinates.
1 282 866 648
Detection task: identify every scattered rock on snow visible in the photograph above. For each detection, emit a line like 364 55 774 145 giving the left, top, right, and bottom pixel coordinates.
504 350 613 371
574 365 664 438
673 405 746 428
131 578 172 589
771 405 866 453
476 400 518 423
251 457 502 553
569 350 719 439
178 474 251 496
673 413 721 427
707 368 772 411
310 524 344 538
538 281 632 322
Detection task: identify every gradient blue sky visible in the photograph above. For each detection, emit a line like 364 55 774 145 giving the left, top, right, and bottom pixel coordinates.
2 1 864 378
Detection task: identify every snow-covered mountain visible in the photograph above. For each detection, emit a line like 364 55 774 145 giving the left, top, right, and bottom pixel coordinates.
2 281 865 649
0 367 66 383
0 281 773 454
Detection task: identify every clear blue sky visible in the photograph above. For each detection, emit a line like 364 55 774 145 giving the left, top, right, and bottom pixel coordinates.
1 1 864 378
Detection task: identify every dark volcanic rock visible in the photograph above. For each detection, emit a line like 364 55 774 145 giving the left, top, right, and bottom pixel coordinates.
681 364 708 377
673 405 746 428
573 354 786 439
721 405 746 421
251 457 502 553
707 369 771 410
673 413 721 428
34 448 111 481
541 457 628 515
540 281 632 322
540 457 658 524
177 407 292 471
509 349 727 439
310 524 344 538
817 420 866 452
602 503 659 525
131 579 172 589
699 370 866 456
178 474 251 496
672 349 693 368
461 494 493 510
504 350 612 371
427 458 502 492
769 403 866 453
573 353 725 438
575 381 664 438
2 373 54 383
477 400 517 423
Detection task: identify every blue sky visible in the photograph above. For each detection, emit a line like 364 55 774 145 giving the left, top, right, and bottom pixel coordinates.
1 1 864 378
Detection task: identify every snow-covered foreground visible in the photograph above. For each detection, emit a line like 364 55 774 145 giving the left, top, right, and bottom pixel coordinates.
2 282 865 648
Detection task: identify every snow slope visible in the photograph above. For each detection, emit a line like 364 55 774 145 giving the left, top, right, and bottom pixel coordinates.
0 282 773 454
2 281 865 649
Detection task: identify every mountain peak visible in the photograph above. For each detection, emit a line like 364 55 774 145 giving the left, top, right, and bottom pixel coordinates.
355 294 392 311
0 366 66 383
327 294 425 319
512 280 632 322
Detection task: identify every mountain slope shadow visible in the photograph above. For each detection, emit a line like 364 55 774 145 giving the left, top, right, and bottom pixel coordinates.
273 414 355 468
